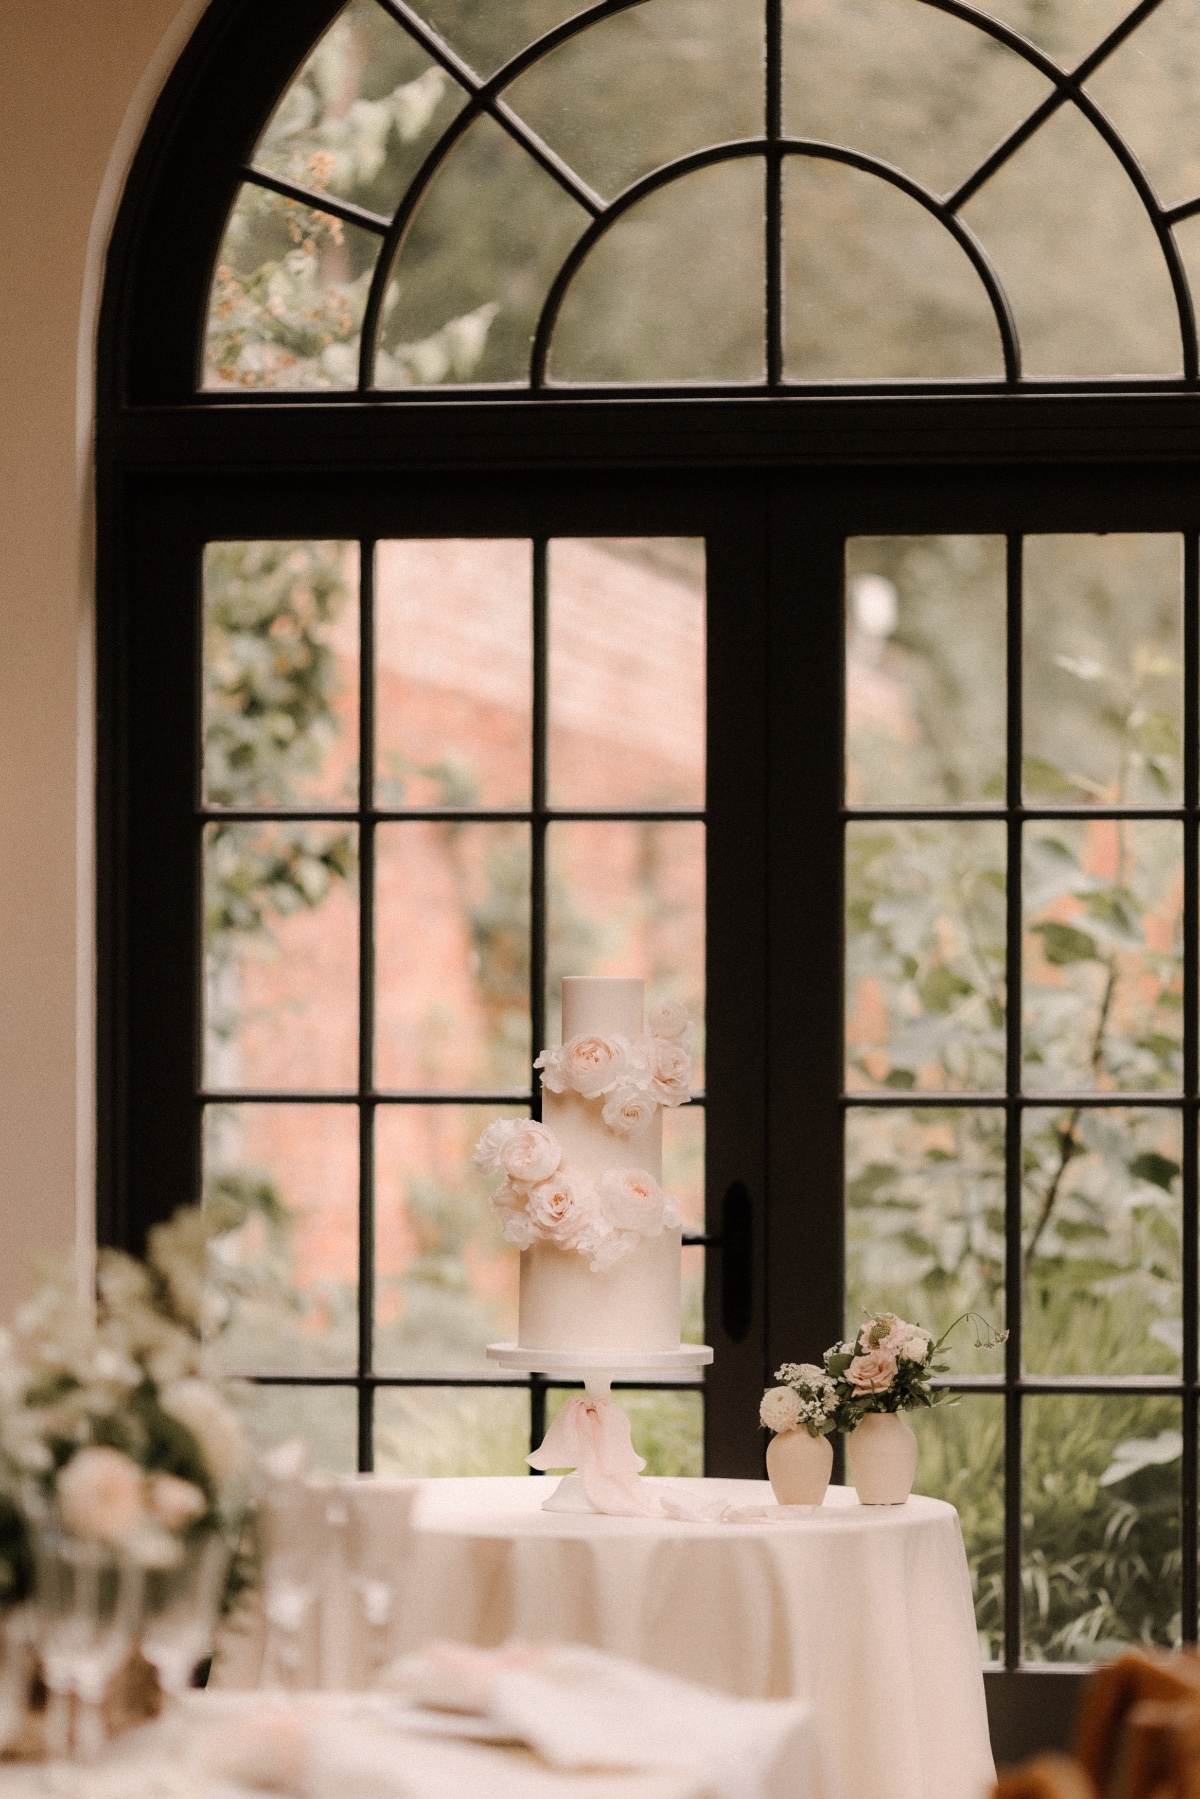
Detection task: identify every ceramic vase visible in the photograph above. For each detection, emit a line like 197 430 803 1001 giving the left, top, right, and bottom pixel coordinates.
846 1411 918 1504
766 1428 833 1506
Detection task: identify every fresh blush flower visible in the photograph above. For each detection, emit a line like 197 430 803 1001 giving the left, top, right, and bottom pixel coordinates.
58 1446 146 1542
845 1348 898 1395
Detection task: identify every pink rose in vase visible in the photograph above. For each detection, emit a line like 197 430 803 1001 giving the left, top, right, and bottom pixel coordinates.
845 1347 899 1396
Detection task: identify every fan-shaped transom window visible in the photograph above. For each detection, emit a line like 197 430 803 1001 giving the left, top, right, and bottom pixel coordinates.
203 0 1200 392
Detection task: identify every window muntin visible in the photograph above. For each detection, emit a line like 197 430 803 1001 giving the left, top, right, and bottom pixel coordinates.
203 0 1200 393
199 535 707 1475
843 530 1193 1668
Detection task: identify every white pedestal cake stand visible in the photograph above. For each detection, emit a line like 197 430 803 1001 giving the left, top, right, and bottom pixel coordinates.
486 1343 714 1512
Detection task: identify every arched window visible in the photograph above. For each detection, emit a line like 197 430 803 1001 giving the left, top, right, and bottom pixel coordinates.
100 0 1200 1747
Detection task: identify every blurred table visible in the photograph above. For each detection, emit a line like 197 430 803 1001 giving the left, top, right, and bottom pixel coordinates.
398 1478 994 1799
214 1477 993 1799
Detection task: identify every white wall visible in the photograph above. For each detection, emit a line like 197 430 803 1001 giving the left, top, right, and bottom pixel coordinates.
0 0 208 1312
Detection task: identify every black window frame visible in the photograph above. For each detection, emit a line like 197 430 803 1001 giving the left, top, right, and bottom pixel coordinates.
97 0 1200 1761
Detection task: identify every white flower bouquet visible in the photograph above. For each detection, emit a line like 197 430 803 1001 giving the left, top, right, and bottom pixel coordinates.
0 1206 251 1600
822 1310 1005 1429
759 1364 839 1438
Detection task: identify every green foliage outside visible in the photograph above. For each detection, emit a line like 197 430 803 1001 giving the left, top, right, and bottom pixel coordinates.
846 533 1186 1662
201 535 704 1480
189 0 1200 1649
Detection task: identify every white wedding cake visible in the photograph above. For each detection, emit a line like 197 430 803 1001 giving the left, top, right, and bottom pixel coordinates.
477 976 703 1364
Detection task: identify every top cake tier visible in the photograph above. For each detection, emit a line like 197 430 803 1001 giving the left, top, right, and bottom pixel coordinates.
560 974 645 1041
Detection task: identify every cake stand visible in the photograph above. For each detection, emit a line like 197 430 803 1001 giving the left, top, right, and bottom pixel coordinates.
486 1343 714 1512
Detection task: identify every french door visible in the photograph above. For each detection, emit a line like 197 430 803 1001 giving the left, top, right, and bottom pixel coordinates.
101 454 1200 1757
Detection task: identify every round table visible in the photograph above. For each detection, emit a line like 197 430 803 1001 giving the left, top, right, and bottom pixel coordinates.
398 1477 994 1799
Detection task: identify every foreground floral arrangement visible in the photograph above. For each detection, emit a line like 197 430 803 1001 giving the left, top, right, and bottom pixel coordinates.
0 1206 251 1603
474 998 691 1273
761 1310 1006 1440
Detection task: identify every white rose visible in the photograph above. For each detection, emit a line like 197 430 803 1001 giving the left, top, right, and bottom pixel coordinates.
472 1119 523 1175
490 1181 540 1250
645 1036 691 1107
601 1086 658 1137
58 1446 146 1542
759 1387 803 1434
160 1380 249 1486
498 1121 562 1187
899 1328 933 1363
533 1046 568 1094
559 1033 634 1099
525 1171 599 1249
648 998 690 1042
598 1168 668 1236
146 1472 208 1531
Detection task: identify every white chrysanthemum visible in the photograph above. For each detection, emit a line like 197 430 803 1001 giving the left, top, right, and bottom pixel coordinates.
759 1386 803 1434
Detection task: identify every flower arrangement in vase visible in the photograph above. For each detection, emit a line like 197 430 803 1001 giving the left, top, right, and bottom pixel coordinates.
825 1310 1006 1505
761 1311 1006 1509
758 1365 839 1505
0 1205 254 1754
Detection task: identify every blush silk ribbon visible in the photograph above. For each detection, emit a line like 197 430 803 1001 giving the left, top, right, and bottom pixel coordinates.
526 1395 660 1516
527 1395 833 1522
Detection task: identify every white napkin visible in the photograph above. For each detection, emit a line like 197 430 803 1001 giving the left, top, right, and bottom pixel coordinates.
380 1640 822 1799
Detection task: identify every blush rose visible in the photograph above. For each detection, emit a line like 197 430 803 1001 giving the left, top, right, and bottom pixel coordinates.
845 1348 898 1395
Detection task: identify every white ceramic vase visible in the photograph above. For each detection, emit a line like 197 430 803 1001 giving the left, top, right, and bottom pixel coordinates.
766 1428 833 1505
846 1411 918 1504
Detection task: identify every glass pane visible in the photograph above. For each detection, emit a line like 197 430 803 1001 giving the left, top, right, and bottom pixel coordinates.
1023 1107 1182 1376
203 541 359 811
374 822 531 1091
960 105 1181 377
1022 819 1182 1092
548 538 705 809
784 0 1049 197
784 160 1005 379
544 821 705 1087
377 113 588 387
233 1384 358 1474
203 1102 359 1373
545 1387 703 1477
374 1384 531 1476
846 1108 1005 1375
974 0 1138 64
550 159 766 383
845 536 1006 806
375 539 532 809
252 0 464 219
912 1398 1004 1662
402 1 584 78
374 1103 525 1372
845 821 1007 1093
505 0 762 200
1084 0 1200 213
1023 1395 1181 1662
664 1103 705 1346
203 822 359 1093
204 184 381 390
1024 535 1183 806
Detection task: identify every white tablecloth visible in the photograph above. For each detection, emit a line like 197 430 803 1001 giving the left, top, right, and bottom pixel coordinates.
397 1478 994 1799
215 1477 994 1799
